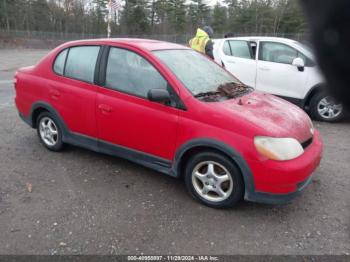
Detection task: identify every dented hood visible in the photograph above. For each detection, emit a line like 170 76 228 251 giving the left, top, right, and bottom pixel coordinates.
215 91 313 142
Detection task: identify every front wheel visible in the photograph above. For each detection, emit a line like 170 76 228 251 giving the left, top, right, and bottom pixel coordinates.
184 152 244 208
309 92 344 122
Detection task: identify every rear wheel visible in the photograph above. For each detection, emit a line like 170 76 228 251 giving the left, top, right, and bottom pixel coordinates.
184 151 244 208
36 112 64 151
309 92 344 122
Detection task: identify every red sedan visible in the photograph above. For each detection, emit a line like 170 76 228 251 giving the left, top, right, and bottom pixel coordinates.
14 39 323 208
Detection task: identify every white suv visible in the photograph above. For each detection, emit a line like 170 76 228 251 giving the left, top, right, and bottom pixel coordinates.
213 37 344 122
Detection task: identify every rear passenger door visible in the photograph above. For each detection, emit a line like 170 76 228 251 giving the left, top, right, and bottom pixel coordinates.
220 40 257 87
51 45 100 138
96 47 179 160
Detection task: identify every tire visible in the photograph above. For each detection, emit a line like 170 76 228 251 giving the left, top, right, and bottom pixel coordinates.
36 112 64 151
309 92 344 122
184 151 244 208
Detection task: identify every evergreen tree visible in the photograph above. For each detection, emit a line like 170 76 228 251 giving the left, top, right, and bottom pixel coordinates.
278 0 306 33
212 3 227 34
121 0 150 34
193 0 210 26
31 0 51 31
186 0 210 33
91 0 108 34
224 0 238 33
0 0 308 37
153 0 170 33
168 0 186 33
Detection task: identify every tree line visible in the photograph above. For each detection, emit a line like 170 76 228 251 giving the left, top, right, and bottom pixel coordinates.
0 0 307 36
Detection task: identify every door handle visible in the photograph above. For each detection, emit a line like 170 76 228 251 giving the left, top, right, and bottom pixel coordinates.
259 67 270 71
98 104 112 113
49 89 60 99
227 60 236 64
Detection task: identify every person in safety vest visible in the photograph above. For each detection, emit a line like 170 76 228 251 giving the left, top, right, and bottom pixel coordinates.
189 26 214 59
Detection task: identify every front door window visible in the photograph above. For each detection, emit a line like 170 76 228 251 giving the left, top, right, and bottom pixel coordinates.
105 47 168 98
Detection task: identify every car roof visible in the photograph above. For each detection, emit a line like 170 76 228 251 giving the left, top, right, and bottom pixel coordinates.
213 36 297 44
63 38 189 51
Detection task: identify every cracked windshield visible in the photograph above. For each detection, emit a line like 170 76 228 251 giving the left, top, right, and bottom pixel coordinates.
154 49 251 101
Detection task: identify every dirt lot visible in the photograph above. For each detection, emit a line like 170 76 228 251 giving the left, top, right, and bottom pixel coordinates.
0 49 349 255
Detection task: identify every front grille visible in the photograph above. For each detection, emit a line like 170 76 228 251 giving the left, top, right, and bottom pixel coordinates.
301 137 313 149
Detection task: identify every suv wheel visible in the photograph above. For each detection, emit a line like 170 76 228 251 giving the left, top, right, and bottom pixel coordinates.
184 151 244 208
36 112 64 151
309 92 344 122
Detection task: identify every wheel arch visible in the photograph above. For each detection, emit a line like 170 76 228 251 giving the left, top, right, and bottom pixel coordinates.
31 107 49 128
172 138 255 198
303 84 324 109
30 101 68 135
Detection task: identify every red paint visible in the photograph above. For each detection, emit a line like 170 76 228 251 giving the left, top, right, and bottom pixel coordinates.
15 39 323 196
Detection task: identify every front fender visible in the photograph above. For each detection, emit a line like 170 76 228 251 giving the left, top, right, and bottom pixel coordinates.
172 138 256 200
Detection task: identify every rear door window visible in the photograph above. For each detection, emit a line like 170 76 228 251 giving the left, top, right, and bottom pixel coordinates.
222 41 232 56
64 46 100 83
228 40 253 59
53 49 68 75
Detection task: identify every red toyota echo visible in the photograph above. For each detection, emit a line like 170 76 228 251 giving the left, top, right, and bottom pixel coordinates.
14 39 323 208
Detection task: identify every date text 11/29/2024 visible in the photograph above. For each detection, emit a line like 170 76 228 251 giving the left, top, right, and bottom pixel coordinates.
127 255 219 261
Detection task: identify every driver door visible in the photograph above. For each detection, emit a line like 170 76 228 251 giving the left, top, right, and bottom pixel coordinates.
96 47 179 160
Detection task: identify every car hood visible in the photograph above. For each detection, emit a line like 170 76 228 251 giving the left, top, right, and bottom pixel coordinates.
214 91 314 142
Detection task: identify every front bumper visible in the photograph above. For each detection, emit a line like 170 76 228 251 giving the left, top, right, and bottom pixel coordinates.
245 130 323 204
245 173 315 204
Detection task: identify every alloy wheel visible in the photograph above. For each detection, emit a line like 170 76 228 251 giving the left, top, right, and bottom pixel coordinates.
39 117 59 147
192 161 234 202
317 96 343 120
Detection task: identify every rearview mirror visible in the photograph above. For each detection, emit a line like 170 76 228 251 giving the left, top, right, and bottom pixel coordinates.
147 89 171 104
292 57 305 71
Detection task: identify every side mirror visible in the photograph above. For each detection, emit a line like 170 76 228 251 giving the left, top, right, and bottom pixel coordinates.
292 57 305 71
147 88 171 104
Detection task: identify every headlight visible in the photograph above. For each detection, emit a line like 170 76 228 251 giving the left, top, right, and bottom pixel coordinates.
254 136 304 161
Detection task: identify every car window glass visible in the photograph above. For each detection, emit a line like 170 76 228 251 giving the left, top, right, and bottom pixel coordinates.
53 49 68 75
154 49 239 96
297 52 307 64
105 47 167 98
229 40 252 59
223 41 231 56
260 42 298 64
65 46 100 83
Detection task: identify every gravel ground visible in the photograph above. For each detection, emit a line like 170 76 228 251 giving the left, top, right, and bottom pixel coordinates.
0 49 349 255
